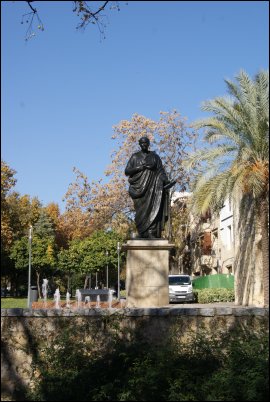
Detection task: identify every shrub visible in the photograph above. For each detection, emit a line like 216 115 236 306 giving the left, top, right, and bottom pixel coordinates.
26 319 268 401
193 288 235 303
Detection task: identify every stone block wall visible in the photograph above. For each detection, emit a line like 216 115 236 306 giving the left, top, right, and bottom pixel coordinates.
1 306 269 400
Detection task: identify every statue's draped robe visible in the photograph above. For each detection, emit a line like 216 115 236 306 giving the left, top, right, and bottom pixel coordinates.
125 151 169 237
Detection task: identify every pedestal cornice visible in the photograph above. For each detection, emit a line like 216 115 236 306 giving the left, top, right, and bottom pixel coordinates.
122 239 175 251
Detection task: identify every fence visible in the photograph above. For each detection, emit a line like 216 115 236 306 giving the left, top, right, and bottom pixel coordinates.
192 273 234 289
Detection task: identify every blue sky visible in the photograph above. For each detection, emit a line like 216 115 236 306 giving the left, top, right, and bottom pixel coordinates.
2 1 269 211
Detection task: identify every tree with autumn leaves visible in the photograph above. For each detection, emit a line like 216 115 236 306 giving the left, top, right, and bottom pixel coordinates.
1 160 127 295
1 161 18 249
63 110 196 269
64 111 196 236
1 161 61 295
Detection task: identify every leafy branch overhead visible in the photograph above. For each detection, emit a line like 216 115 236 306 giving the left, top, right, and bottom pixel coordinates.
21 1 125 41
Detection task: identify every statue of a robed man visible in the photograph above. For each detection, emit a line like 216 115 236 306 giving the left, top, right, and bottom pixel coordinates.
125 136 175 239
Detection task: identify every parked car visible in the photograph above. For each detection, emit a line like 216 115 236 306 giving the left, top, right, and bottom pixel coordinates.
169 275 194 303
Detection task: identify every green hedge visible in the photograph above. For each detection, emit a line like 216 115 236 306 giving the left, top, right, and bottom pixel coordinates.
193 288 235 303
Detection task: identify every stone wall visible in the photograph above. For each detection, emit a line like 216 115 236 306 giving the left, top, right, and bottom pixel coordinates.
1 306 269 400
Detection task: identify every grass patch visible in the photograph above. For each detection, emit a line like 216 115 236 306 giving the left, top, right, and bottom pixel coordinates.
1 297 72 309
1 298 28 309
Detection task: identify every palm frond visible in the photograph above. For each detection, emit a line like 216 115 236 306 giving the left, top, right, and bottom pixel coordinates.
188 69 269 215
191 170 234 214
184 144 236 170
256 70 269 120
197 97 257 149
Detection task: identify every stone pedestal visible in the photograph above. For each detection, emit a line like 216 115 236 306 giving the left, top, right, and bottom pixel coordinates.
123 240 174 308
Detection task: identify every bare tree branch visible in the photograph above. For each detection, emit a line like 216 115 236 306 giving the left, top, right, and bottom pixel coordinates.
21 1 44 41
27 1 37 14
73 1 119 39
18 1 125 41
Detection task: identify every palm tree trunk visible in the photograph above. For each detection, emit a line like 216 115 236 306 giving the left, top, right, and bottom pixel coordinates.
260 197 269 306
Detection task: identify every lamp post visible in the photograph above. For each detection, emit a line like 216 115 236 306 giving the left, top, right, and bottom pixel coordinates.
27 225 32 309
106 250 109 289
117 242 121 300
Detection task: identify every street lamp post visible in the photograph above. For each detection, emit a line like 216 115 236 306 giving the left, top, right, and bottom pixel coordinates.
106 250 109 289
117 242 121 300
27 226 32 309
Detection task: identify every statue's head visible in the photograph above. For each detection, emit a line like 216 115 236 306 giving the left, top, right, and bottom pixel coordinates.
138 136 150 145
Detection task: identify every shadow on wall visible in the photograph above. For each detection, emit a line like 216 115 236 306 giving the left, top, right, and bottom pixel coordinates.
234 194 263 306
1 313 43 401
1 313 268 401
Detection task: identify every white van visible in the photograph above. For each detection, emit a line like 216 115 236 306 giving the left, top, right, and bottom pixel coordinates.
169 275 194 303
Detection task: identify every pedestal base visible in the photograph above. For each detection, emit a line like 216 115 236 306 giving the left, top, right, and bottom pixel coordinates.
123 240 174 307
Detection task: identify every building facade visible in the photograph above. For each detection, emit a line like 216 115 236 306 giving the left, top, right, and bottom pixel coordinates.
171 191 264 306
172 193 235 277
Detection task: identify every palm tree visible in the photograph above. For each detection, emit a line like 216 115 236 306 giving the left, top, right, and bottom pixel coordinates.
186 70 269 306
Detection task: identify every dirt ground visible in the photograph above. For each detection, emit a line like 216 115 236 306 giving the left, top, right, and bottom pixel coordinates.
30 301 243 310
31 299 126 309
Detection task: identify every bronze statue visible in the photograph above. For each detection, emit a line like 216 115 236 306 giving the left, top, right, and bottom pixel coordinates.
125 137 175 239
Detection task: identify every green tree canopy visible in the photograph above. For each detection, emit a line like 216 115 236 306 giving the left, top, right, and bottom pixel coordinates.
58 230 124 285
34 210 55 238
